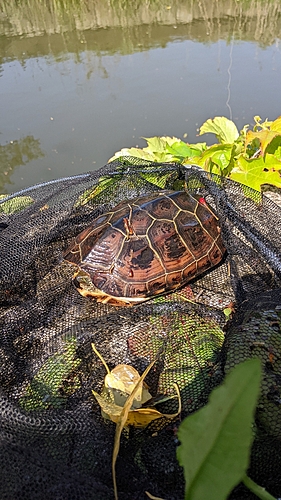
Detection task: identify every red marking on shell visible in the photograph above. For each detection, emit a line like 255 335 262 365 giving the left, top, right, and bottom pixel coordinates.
198 197 206 205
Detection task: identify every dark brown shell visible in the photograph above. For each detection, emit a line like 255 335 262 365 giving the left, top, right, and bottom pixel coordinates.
64 191 226 305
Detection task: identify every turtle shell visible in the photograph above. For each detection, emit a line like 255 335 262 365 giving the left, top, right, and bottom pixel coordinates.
64 190 226 306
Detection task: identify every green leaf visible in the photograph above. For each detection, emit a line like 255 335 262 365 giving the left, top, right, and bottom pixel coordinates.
140 171 175 189
187 144 233 175
223 307 233 318
147 151 175 162
109 147 156 162
0 195 34 214
230 155 281 191
163 136 183 147
166 141 202 160
20 338 81 411
273 145 281 160
142 136 168 154
199 117 239 144
166 141 192 158
264 136 281 158
110 136 206 165
75 176 121 206
109 137 179 163
188 142 207 153
177 359 261 500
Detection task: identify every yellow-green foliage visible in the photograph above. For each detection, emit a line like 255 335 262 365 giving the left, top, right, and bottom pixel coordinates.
111 116 281 193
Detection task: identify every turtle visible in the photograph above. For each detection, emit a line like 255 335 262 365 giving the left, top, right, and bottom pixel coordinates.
64 190 226 306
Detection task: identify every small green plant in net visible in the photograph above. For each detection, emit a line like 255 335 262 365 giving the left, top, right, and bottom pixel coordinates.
19 338 81 411
0 194 34 214
75 157 179 206
131 305 226 413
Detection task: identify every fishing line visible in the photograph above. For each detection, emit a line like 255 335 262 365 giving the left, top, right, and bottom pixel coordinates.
226 36 234 121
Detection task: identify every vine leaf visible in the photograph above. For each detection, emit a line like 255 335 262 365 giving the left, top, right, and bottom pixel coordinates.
270 116 281 133
185 144 233 175
109 136 179 163
245 129 279 155
230 155 281 191
177 359 261 500
109 147 158 162
166 141 203 161
143 136 170 153
199 116 239 144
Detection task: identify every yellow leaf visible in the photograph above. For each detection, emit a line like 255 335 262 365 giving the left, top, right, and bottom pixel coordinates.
104 364 145 404
112 357 158 500
92 390 123 423
91 345 153 418
127 385 181 427
103 364 152 410
270 116 281 133
91 345 181 500
146 491 167 500
126 407 164 427
245 129 278 155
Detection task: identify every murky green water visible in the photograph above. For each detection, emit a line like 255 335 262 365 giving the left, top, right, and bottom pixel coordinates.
0 0 281 193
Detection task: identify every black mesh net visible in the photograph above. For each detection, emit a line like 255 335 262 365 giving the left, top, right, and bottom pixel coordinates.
0 159 281 500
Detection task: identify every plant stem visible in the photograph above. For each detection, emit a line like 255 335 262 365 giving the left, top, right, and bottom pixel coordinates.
243 475 277 500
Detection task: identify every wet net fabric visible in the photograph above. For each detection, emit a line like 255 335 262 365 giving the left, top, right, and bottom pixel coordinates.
0 159 281 499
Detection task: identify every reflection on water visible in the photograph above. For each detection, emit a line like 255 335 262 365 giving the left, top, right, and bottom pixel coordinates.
1 0 281 45
0 0 280 193
0 137 44 191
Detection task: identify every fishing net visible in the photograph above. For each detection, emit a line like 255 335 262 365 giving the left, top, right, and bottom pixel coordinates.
0 159 281 500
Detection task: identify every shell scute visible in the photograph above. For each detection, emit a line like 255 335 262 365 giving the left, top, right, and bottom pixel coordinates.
182 261 197 279
195 203 221 239
126 281 148 298
116 239 164 283
176 211 215 257
141 194 179 219
83 228 124 270
130 208 152 235
169 190 198 212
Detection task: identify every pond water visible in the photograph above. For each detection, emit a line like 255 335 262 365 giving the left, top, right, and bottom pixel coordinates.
0 0 281 194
